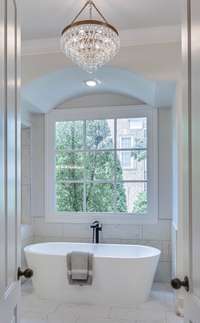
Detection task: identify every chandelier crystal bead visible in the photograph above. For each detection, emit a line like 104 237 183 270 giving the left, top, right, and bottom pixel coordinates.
60 1 120 73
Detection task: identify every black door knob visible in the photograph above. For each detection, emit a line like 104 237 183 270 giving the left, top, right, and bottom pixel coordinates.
171 276 189 292
17 267 33 280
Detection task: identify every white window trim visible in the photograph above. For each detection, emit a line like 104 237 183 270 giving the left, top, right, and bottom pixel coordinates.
45 105 158 224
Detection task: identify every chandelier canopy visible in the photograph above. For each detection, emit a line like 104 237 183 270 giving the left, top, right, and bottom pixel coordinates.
61 0 120 73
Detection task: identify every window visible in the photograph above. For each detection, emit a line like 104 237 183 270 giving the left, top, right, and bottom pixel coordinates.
121 137 132 148
121 151 132 168
45 106 158 223
129 118 144 130
120 137 132 168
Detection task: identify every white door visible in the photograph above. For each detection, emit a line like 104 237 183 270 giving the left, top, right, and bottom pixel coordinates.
0 0 21 322
174 0 200 322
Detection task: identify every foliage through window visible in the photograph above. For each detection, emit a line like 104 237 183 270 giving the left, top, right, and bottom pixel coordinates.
55 117 148 214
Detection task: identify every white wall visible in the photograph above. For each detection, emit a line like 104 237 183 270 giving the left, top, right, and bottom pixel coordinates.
21 128 32 223
29 95 173 283
21 128 34 267
22 42 181 86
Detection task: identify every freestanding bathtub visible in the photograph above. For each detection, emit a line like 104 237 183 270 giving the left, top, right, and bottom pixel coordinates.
24 242 160 306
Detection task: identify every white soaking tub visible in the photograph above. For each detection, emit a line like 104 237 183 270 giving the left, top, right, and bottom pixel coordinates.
24 242 160 306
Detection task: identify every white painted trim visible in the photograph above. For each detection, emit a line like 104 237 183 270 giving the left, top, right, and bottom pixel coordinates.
22 25 181 56
45 105 158 224
176 0 190 287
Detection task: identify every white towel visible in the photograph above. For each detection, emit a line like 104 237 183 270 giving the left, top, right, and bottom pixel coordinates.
67 251 93 285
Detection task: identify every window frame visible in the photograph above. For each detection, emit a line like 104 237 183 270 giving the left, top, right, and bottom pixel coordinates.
45 105 158 224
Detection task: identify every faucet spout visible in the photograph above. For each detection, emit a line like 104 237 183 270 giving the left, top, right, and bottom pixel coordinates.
90 221 102 243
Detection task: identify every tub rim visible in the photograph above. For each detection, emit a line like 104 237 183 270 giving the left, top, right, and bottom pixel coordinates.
24 242 161 259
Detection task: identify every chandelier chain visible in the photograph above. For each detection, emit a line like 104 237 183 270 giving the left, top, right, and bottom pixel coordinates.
91 1 108 23
89 1 92 19
70 0 108 25
70 1 89 24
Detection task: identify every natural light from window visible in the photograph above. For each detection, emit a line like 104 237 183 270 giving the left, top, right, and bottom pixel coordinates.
55 117 147 214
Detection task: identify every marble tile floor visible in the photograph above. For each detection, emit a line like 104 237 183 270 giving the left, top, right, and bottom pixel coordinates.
21 282 183 323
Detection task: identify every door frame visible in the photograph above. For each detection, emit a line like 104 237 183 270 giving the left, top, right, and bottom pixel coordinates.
177 0 200 320
171 0 194 317
0 0 21 322
178 0 191 281
184 0 200 320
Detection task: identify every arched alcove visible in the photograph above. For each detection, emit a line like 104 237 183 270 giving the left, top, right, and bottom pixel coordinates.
22 66 176 113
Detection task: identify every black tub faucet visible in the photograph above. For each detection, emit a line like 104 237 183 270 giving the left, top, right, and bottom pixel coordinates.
90 220 102 244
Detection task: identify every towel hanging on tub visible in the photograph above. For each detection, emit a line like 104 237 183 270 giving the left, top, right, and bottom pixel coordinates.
67 251 93 286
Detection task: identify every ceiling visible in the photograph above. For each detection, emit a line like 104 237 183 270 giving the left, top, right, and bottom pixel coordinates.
22 66 175 113
21 0 181 40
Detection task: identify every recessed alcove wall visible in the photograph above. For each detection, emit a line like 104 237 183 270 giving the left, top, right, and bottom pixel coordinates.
21 93 172 283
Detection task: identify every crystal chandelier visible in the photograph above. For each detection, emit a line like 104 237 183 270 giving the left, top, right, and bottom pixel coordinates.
61 0 120 73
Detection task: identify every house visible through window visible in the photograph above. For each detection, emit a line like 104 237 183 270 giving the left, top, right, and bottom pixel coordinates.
120 137 132 168
121 151 132 168
121 137 132 148
129 118 144 130
45 106 158 223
